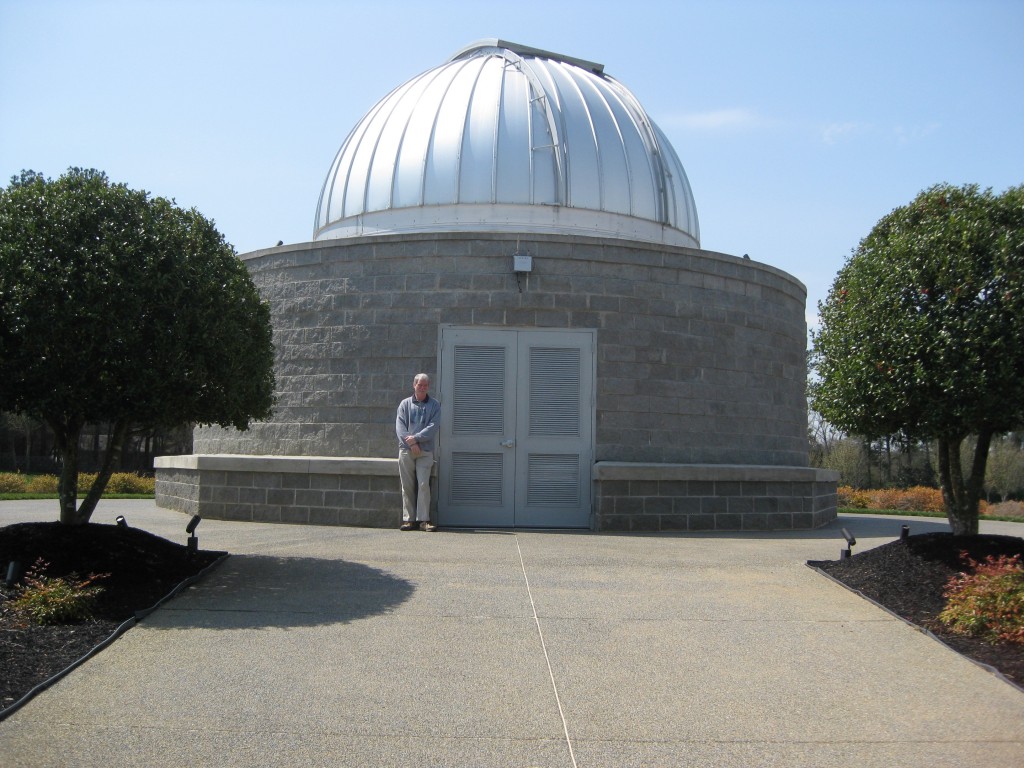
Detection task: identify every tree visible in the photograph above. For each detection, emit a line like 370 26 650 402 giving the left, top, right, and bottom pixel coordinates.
985 435 1024 502
811 183 1024 535
0 169 275 525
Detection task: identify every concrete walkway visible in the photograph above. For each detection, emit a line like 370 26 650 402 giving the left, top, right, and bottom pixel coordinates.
2 500 1023 767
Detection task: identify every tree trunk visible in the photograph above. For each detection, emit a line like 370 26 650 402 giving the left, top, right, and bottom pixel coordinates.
76 419 130 524
937 430 992 536
50 420 84 525
24 421 31 473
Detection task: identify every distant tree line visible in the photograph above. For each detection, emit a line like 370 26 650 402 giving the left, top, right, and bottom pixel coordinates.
0 412 192 475
808 408 1024 502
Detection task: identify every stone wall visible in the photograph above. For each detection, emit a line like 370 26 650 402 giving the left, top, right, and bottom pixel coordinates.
155 456 405 528
158 232 837 532
192 233 809 466
156 455 838 531
593 463 838 532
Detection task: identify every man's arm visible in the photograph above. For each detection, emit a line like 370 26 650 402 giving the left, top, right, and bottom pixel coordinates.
396 400 411 441
413 399 441 443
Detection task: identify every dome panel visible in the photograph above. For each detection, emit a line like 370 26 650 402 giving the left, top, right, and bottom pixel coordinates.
459 57 501 204
314 40 700 248
545 63 600 212
393 68 448 208
495 68 532 203
424 62 475 205
575 71 631 213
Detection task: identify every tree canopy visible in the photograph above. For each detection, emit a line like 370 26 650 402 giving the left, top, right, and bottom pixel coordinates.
0 168 275 524
811 183 1024 534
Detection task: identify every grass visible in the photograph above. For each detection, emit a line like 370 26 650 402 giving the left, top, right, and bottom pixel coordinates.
840 507 1024 524
0 472 155 500
0 493 154 501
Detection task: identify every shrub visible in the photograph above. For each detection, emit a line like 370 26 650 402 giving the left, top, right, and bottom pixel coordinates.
985 500 1024 518
838 484 982 515
889 486 946 513
939 553 1024 644
871 487 907 510
10 558 109 625
837 486 871 508
24 474 59 493
0 472 27 493
3 472 154 495
106 472 155 494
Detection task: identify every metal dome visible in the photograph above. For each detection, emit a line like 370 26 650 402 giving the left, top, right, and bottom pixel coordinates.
313 40 700 247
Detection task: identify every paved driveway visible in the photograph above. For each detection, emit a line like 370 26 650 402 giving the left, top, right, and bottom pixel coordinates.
2 500 1023 767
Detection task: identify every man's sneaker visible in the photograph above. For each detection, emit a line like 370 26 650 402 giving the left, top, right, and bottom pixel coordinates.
400 522 416 531
420 521 437 532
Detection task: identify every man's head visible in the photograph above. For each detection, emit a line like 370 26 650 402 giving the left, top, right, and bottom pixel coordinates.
413 373 430 400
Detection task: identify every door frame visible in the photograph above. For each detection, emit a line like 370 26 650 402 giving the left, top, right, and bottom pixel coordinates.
435 324 596 528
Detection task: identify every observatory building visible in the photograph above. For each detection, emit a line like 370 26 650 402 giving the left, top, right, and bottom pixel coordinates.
155 40 838 530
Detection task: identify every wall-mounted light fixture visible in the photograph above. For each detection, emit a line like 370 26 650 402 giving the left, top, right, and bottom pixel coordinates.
512 250 532 293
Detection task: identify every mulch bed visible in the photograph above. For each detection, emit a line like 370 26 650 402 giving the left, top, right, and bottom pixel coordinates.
810 531 1024 688
0 522 223 715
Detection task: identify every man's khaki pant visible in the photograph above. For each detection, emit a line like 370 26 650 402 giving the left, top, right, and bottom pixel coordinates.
399 449 434 522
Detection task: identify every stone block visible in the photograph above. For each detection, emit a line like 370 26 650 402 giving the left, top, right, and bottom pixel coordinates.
615 497 644 515
630 480 659 496
310 508 341 526
644 497 673 515
715 513 742 530
281 506 311 524
742 513 769 531
672 497 702 514
702 497 728 514
252 505 283 523
728 497 754 514
792 512 814 529
266 488 296 507
218 504 252 522
323 489 356 509
628 515 660 531
687 514 717 531
238 487 267 505
660 515 689 531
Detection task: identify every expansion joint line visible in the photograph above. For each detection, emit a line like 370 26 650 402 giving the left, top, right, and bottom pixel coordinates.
515 535 578 768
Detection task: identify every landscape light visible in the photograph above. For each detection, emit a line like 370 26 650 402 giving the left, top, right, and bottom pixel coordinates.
900 524 910 542
840 527 856 560
185 515 201 557
115 515 128 528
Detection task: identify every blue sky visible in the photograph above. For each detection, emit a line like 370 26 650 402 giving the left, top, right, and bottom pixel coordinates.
2 0 1021 330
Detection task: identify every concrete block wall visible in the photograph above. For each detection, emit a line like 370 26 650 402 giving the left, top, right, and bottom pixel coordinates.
155 456 405 528
156 457 838 531
192 233 809 467
593 464 839 532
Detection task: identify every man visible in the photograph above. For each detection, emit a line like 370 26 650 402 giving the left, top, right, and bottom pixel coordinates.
396 373 441 531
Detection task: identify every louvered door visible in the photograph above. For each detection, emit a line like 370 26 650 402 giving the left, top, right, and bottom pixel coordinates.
438 327 594 528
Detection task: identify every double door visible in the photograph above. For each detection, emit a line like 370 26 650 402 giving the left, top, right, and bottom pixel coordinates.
438 328 594 528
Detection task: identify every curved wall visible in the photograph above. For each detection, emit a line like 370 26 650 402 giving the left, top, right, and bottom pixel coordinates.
193 233 809 467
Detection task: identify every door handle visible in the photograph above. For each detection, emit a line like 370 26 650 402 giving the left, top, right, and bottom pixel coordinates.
500 439 515 448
